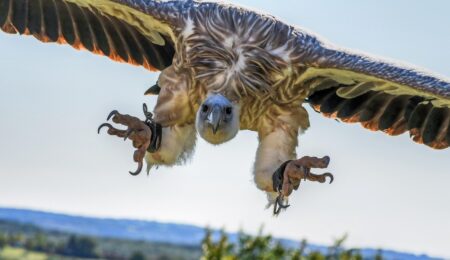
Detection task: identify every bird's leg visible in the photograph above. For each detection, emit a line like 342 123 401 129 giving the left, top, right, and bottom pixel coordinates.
272 156 333 214
98 105 161 175
253 111 333 215
253 128 299 211
144 123 196 171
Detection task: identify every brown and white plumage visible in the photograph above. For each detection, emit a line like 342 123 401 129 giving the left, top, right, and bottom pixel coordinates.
2 0 449 206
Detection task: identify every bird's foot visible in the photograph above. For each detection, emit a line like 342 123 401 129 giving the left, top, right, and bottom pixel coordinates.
272 156 333 215
98 104 162 175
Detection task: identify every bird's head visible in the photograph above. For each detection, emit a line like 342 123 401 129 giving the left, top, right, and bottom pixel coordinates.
196 94 240 145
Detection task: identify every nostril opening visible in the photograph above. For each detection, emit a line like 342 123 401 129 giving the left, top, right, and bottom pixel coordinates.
225 107 232 114
202 104 209 113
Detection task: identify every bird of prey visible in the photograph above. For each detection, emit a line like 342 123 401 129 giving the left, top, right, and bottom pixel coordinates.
1 0 449 214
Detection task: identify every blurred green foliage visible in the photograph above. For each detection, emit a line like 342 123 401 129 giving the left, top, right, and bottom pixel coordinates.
57 235 98 258
130 251 147 260
0 233 6 249
201 229 383 260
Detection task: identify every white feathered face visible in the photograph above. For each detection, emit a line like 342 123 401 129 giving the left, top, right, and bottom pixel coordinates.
195 94 240 145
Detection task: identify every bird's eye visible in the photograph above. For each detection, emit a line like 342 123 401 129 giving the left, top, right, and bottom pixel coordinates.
202 104 209 113
225 107 232 115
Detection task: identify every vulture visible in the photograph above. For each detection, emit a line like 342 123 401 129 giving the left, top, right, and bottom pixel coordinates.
1 0 449 214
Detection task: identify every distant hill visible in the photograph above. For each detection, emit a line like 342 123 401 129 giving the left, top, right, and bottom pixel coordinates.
0 219 201 259
0 207 441 260
0 207 207 246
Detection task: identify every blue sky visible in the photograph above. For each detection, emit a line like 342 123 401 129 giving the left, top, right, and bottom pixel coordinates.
0 0 449 257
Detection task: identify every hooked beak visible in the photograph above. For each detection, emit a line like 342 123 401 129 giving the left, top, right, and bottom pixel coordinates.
206 105 222 134
144 82 161 96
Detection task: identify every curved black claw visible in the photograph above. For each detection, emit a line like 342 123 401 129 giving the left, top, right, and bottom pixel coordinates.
107 110 119 121
129 161 143 176
273 194 290 215
98 123 113 134
324 172 334 184
143 103 149 114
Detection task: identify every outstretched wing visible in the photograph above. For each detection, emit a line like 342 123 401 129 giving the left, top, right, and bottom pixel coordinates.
0 0 180 71
299 38 450 149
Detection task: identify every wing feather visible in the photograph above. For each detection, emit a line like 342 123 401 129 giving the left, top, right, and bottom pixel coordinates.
0 0 10 28
42 0 59 42
0 0 179 71
11 0 26 34
27 0 42 36
56 0 76 44
307 77 449 150
296 28 450 150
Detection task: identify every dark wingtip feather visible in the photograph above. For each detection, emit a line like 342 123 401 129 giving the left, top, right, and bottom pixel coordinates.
422 107 446 145
359 93 385 122
336 92 372 119
27 0 42 35
407 103 433 130
86 8 110 56
307 88 334 107
100 15 130 63
11 0 28 34
42 0 59 42
55 0 75 44
115 18 144 65
378 96 407 131
319 91 344 114
404 96 424 121
0 0 11 28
